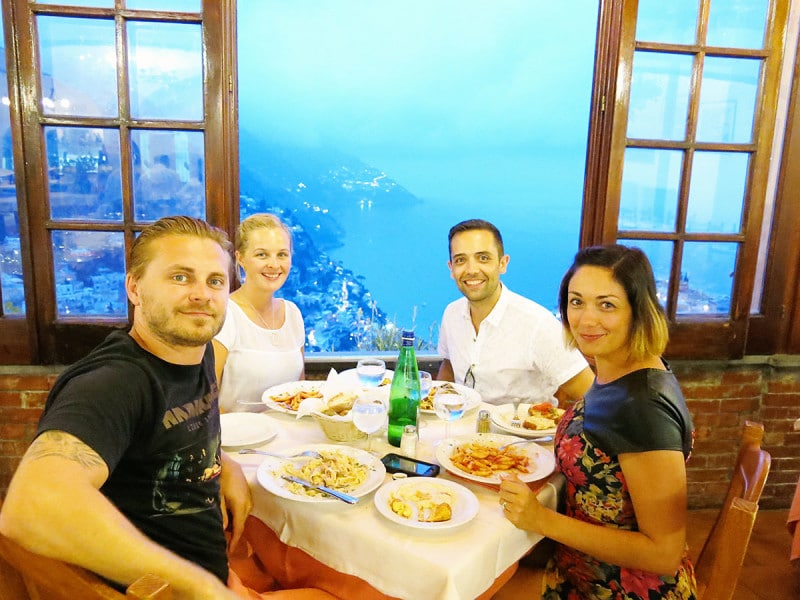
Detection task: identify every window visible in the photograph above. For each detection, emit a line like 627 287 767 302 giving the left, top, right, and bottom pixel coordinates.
236 1 598 352
599 0 796 358
2 0 799 364
1 0 227 362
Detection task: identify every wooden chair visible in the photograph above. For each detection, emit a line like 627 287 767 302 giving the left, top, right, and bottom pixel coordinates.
0 516 171 600
694 420 771 600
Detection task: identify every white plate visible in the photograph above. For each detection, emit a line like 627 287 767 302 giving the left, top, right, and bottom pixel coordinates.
435 433 556 485
420 381 482 415
261 380 324 414
338 368 394 388
488 403 558 438
220 413 279 447
374 477 479 530
255 444 386 503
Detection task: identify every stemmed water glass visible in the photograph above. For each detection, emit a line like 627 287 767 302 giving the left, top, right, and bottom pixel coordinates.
352 391 388 454
433 389 466 442
356 358 386 387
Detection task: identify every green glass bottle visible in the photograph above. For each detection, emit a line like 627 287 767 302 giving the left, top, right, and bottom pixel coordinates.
387 330 420 447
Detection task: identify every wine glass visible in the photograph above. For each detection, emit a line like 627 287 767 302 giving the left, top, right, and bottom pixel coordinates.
356 358 386 387
352 391 388 454
433 389 466 442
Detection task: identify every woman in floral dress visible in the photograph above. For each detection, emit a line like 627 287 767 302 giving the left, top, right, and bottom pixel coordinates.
499 244 697 599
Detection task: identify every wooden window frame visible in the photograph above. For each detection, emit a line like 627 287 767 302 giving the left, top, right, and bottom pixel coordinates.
0 0 798 365
586 0 800 359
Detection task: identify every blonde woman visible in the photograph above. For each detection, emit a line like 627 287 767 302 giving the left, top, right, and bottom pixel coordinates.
213 213 305 412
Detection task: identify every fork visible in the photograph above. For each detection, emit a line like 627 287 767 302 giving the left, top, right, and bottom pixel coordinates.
498 439 532 451
510 398 523 428
238 449 322 460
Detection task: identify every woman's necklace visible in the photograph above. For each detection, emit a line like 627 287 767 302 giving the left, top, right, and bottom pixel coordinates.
238 295 280 342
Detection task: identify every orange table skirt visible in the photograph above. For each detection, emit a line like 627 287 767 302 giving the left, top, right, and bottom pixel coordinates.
230 516 518 600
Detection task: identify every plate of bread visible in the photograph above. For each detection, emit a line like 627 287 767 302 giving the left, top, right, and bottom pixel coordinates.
374 477 479 530
488 401 565 438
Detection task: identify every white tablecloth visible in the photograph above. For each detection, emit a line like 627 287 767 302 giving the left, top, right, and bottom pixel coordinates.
231 404 560 600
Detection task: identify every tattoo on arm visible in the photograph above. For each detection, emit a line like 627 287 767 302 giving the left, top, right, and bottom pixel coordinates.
23 430 107 470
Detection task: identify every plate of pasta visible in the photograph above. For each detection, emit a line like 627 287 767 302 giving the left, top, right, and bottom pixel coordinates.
261 381 324 415
435 433 556 485
419 381 482 415
256 444 386 503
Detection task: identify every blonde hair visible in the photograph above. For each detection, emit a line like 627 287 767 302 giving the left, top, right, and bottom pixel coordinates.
236 213 293 254
129 216 232 280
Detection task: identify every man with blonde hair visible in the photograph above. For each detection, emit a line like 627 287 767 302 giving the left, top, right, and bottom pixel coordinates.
0 216 331 599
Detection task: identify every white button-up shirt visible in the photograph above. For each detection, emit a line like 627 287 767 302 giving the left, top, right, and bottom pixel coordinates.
437 285 588 405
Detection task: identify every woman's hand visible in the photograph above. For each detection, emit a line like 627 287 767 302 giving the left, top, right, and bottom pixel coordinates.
498 473 549 533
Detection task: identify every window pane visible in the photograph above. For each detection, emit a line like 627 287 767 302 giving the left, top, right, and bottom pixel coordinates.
706 0 769 49
619 148 682 231
238 1 598 352
619 239 673 308
0 12 24 315
686 151 748 234
696 57 760 143
126 0 201 10
128 21 203 121
35 0 112 7
46 126 122 221
628 51 693 141
38 16 118 118
677 242 736 315
636 0 698 45
131 129 205 222
52 230 126 318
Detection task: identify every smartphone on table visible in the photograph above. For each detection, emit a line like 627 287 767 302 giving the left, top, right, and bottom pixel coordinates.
381 453 440 477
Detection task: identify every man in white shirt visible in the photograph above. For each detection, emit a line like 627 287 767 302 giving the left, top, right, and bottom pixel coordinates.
436 219 594 405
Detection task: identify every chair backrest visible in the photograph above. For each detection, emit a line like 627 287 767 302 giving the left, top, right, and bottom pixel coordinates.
0 525 171 600
694 420 771 600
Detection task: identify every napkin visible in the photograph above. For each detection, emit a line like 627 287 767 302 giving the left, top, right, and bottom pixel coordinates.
295 369 355 421
321 368 351 401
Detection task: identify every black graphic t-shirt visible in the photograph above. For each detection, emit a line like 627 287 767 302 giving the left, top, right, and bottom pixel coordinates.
37 330 227 583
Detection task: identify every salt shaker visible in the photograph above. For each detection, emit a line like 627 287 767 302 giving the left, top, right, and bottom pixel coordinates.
476 410 490 433
400 424 418 457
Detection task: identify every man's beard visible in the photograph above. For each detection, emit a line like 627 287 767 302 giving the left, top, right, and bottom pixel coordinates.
142 302 224 348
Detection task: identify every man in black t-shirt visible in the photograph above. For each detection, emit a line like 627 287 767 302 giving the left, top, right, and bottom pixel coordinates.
0 217 249 599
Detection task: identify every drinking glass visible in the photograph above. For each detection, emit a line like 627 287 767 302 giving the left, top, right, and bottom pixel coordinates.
352 391 388 454
433 389 466 442
419 370 433 401
356 358 386 387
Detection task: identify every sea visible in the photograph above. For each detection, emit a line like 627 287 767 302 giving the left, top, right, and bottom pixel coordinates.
320 153 585 346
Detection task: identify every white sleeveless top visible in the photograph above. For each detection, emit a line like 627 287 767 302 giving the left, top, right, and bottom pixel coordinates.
214 299 305 412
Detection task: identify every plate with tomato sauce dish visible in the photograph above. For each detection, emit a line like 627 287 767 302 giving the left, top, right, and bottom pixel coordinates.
488 402 562 438
436 433 556 485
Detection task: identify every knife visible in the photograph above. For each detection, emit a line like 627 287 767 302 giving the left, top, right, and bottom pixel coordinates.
281 475 359 504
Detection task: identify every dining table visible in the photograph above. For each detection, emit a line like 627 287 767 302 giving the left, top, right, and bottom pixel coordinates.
228 389 563 600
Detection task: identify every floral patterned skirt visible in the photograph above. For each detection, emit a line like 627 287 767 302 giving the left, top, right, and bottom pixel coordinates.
542 543 697 600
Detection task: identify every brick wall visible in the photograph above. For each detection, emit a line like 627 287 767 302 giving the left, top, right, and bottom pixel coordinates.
2 358 799 509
